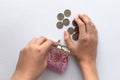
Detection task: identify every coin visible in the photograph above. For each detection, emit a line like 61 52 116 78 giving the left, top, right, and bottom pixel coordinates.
72 20 77 27
72 32 79 41
74 27 79 33
64 9 71 17
63 19 70 26
57 13 64 20
56 22 63 29
67 27 74 35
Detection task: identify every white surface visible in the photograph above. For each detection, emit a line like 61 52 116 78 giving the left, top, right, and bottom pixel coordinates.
0 0 120 80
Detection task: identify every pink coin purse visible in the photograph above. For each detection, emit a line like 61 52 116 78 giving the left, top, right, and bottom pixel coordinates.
47 44 70 73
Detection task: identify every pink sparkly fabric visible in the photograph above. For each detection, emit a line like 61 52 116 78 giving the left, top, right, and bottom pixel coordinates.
47 47 68 72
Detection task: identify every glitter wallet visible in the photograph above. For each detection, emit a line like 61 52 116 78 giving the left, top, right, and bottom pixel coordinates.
47 44 71 73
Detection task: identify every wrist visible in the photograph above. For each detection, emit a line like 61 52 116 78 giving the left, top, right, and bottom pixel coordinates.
11 70 37 80
79 61 99 80
79 60 96 70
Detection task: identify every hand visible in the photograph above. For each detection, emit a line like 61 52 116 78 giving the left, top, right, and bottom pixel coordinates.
64 14 98 64
64 14 98 80
11 37 57 80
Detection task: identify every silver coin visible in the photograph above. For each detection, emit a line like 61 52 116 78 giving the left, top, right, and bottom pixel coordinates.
67 27 74 35
72 20 77 27
57 13 64 20
56 22 63 29
74 27 79 33
72 32 79 41
64 9 71 17
63 19 70 26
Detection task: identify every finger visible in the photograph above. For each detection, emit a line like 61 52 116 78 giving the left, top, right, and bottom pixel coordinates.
79 14 96 33
43 54 48 67
40 39 58 53
82 14 91 20
35 36 47 45
64 31 74 49
83 14 97 32
74 16 86 37
28 38 38 45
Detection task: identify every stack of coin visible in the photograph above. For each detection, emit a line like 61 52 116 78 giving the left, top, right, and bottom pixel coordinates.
71 20 79 41
72 32 79 41
72 20 78 27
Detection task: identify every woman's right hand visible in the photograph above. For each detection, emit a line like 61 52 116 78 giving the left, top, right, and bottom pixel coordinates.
64 14 99 80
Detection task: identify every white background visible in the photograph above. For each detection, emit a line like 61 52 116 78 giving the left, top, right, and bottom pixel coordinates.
0 0 120 80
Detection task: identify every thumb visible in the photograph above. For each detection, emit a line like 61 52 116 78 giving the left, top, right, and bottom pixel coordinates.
64 31 74 50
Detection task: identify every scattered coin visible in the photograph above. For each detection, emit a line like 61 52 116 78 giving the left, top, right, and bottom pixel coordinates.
57 13 64 20
63 19 70 26
67 27 74 35
74 27 79 33
72 20 77 27
56 22 63 29
72 32 79 41
64 9 71 17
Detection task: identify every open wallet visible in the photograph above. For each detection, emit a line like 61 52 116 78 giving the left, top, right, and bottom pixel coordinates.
47 42 71 73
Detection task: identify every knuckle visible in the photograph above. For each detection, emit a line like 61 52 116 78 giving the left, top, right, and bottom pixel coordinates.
47 39 53 43
81 35 88 40
80 36 90 46
28 45 41 52
80 34 98 46
76 18 85 27
37 47 42 52
28 45 32 49
79 22 85 27
27 44 35 50
80 36 89 42
86 20 92 25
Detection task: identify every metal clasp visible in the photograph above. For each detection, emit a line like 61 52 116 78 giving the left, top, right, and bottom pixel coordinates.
57 40 71 55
